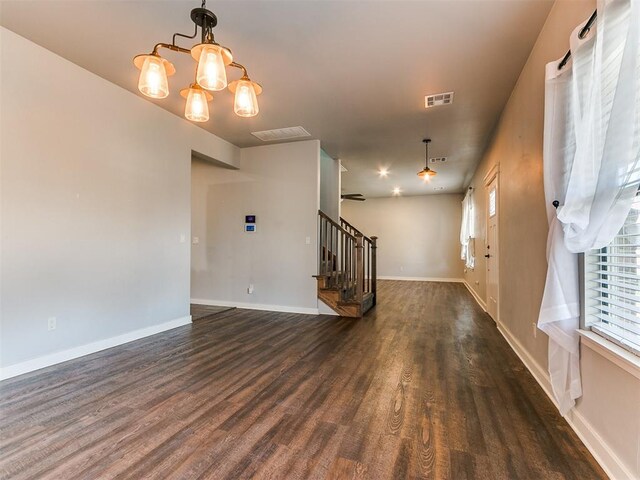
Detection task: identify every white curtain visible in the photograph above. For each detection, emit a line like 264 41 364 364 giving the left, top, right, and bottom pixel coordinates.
539 0 640 415
460 190 475 269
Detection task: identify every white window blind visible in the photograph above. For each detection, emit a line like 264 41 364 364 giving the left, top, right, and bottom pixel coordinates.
585 194 640 357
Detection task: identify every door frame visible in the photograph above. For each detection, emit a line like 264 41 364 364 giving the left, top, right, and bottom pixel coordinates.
483 164 500 323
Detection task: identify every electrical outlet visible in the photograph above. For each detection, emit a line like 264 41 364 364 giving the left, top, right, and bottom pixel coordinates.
305 236 311 245
248 284 254 294
48 317 57 331
400 266 404 272
192 236 200 245
532 322 537 338
179 234 186 243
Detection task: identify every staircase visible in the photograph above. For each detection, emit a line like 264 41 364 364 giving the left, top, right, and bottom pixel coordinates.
314 210 377 318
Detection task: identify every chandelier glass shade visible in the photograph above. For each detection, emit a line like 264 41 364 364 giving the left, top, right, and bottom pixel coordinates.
133 1 261 120
181 84 213 122
229 77 261 117
135 54 173 99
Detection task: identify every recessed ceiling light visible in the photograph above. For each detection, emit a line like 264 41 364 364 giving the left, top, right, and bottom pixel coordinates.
378 168 389 178
392 187 401 196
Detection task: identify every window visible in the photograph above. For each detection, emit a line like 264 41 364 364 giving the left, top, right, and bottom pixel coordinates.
488 188 496 218
584 194 640 357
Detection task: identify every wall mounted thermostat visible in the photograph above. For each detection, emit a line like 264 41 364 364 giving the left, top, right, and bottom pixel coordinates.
245 214 256 233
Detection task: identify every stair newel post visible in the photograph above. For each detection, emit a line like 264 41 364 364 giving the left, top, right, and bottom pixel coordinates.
355 233 364 304
371 236 378 306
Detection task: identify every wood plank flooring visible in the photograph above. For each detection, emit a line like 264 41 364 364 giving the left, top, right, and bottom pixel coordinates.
190 304 236 321
0 281 606 479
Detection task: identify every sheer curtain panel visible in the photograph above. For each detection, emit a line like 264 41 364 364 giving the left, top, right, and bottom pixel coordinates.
539 0 640 415
460 190 475 269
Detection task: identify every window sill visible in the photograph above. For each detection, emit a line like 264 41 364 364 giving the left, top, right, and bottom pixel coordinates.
578 330 640 381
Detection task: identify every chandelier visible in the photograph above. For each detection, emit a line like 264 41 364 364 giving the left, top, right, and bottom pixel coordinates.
417 138 437 179
133 1 262 122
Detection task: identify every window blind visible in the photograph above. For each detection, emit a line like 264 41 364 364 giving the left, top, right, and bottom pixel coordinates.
585 194 640 357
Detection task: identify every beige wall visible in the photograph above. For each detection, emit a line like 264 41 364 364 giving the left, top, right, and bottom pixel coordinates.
464 1 640 478
342 194 464 281
191 141 321 313
0 28 238 375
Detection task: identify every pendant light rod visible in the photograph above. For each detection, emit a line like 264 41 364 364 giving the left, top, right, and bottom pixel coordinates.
423 138 431 169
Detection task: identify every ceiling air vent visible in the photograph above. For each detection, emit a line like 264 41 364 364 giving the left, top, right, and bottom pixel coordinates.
251 126 311 142
429 157 447 163
425 92 454 108
433 186 445 191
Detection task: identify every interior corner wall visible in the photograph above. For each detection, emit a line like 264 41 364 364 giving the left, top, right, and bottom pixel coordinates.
319 149 340 222
463 1 640 478
341 194 464 281
190 140 320 313
0 27 239 375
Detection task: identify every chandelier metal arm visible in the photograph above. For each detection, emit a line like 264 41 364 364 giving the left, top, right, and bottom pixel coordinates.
171 21 199 49
152 42 191 56
229 62 249 78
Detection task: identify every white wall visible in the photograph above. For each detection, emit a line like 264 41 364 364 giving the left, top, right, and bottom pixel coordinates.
341 194 464 281
319 149 340 222
0 28 239 376
463 2 640 478
191 140 320 313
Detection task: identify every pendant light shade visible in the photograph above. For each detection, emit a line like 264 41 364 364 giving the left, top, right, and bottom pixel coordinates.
192 44 232 91
181 84 213 122
229 78 262 117
134 54 174 99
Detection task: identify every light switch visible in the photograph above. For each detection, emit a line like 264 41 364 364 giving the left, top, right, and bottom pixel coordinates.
179 234 186 243
192 237 200 245
305 236 311 245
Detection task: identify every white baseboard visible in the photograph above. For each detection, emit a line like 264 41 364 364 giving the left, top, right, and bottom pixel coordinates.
463 280 487 312
191 298 319 315
377 276 464 283
0 315 192 381
496 322 635 480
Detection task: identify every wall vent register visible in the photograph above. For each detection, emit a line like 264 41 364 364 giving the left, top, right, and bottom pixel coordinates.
429 157 447 163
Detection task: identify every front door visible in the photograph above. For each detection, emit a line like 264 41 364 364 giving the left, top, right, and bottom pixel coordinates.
486 174 499 321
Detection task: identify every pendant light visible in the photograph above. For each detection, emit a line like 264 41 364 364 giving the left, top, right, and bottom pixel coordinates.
133 1 261 121
417 138 437 179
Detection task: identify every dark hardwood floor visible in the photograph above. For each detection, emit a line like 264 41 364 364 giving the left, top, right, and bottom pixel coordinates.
190 304 236 321
0 281 606 479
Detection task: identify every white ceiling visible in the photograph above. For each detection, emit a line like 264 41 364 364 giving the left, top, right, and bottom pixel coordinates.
0 0 553 198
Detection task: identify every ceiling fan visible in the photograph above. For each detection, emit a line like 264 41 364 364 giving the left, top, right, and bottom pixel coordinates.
341 193 366 202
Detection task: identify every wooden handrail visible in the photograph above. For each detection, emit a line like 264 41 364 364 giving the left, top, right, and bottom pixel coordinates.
340 216 371 243
318 210 357 242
